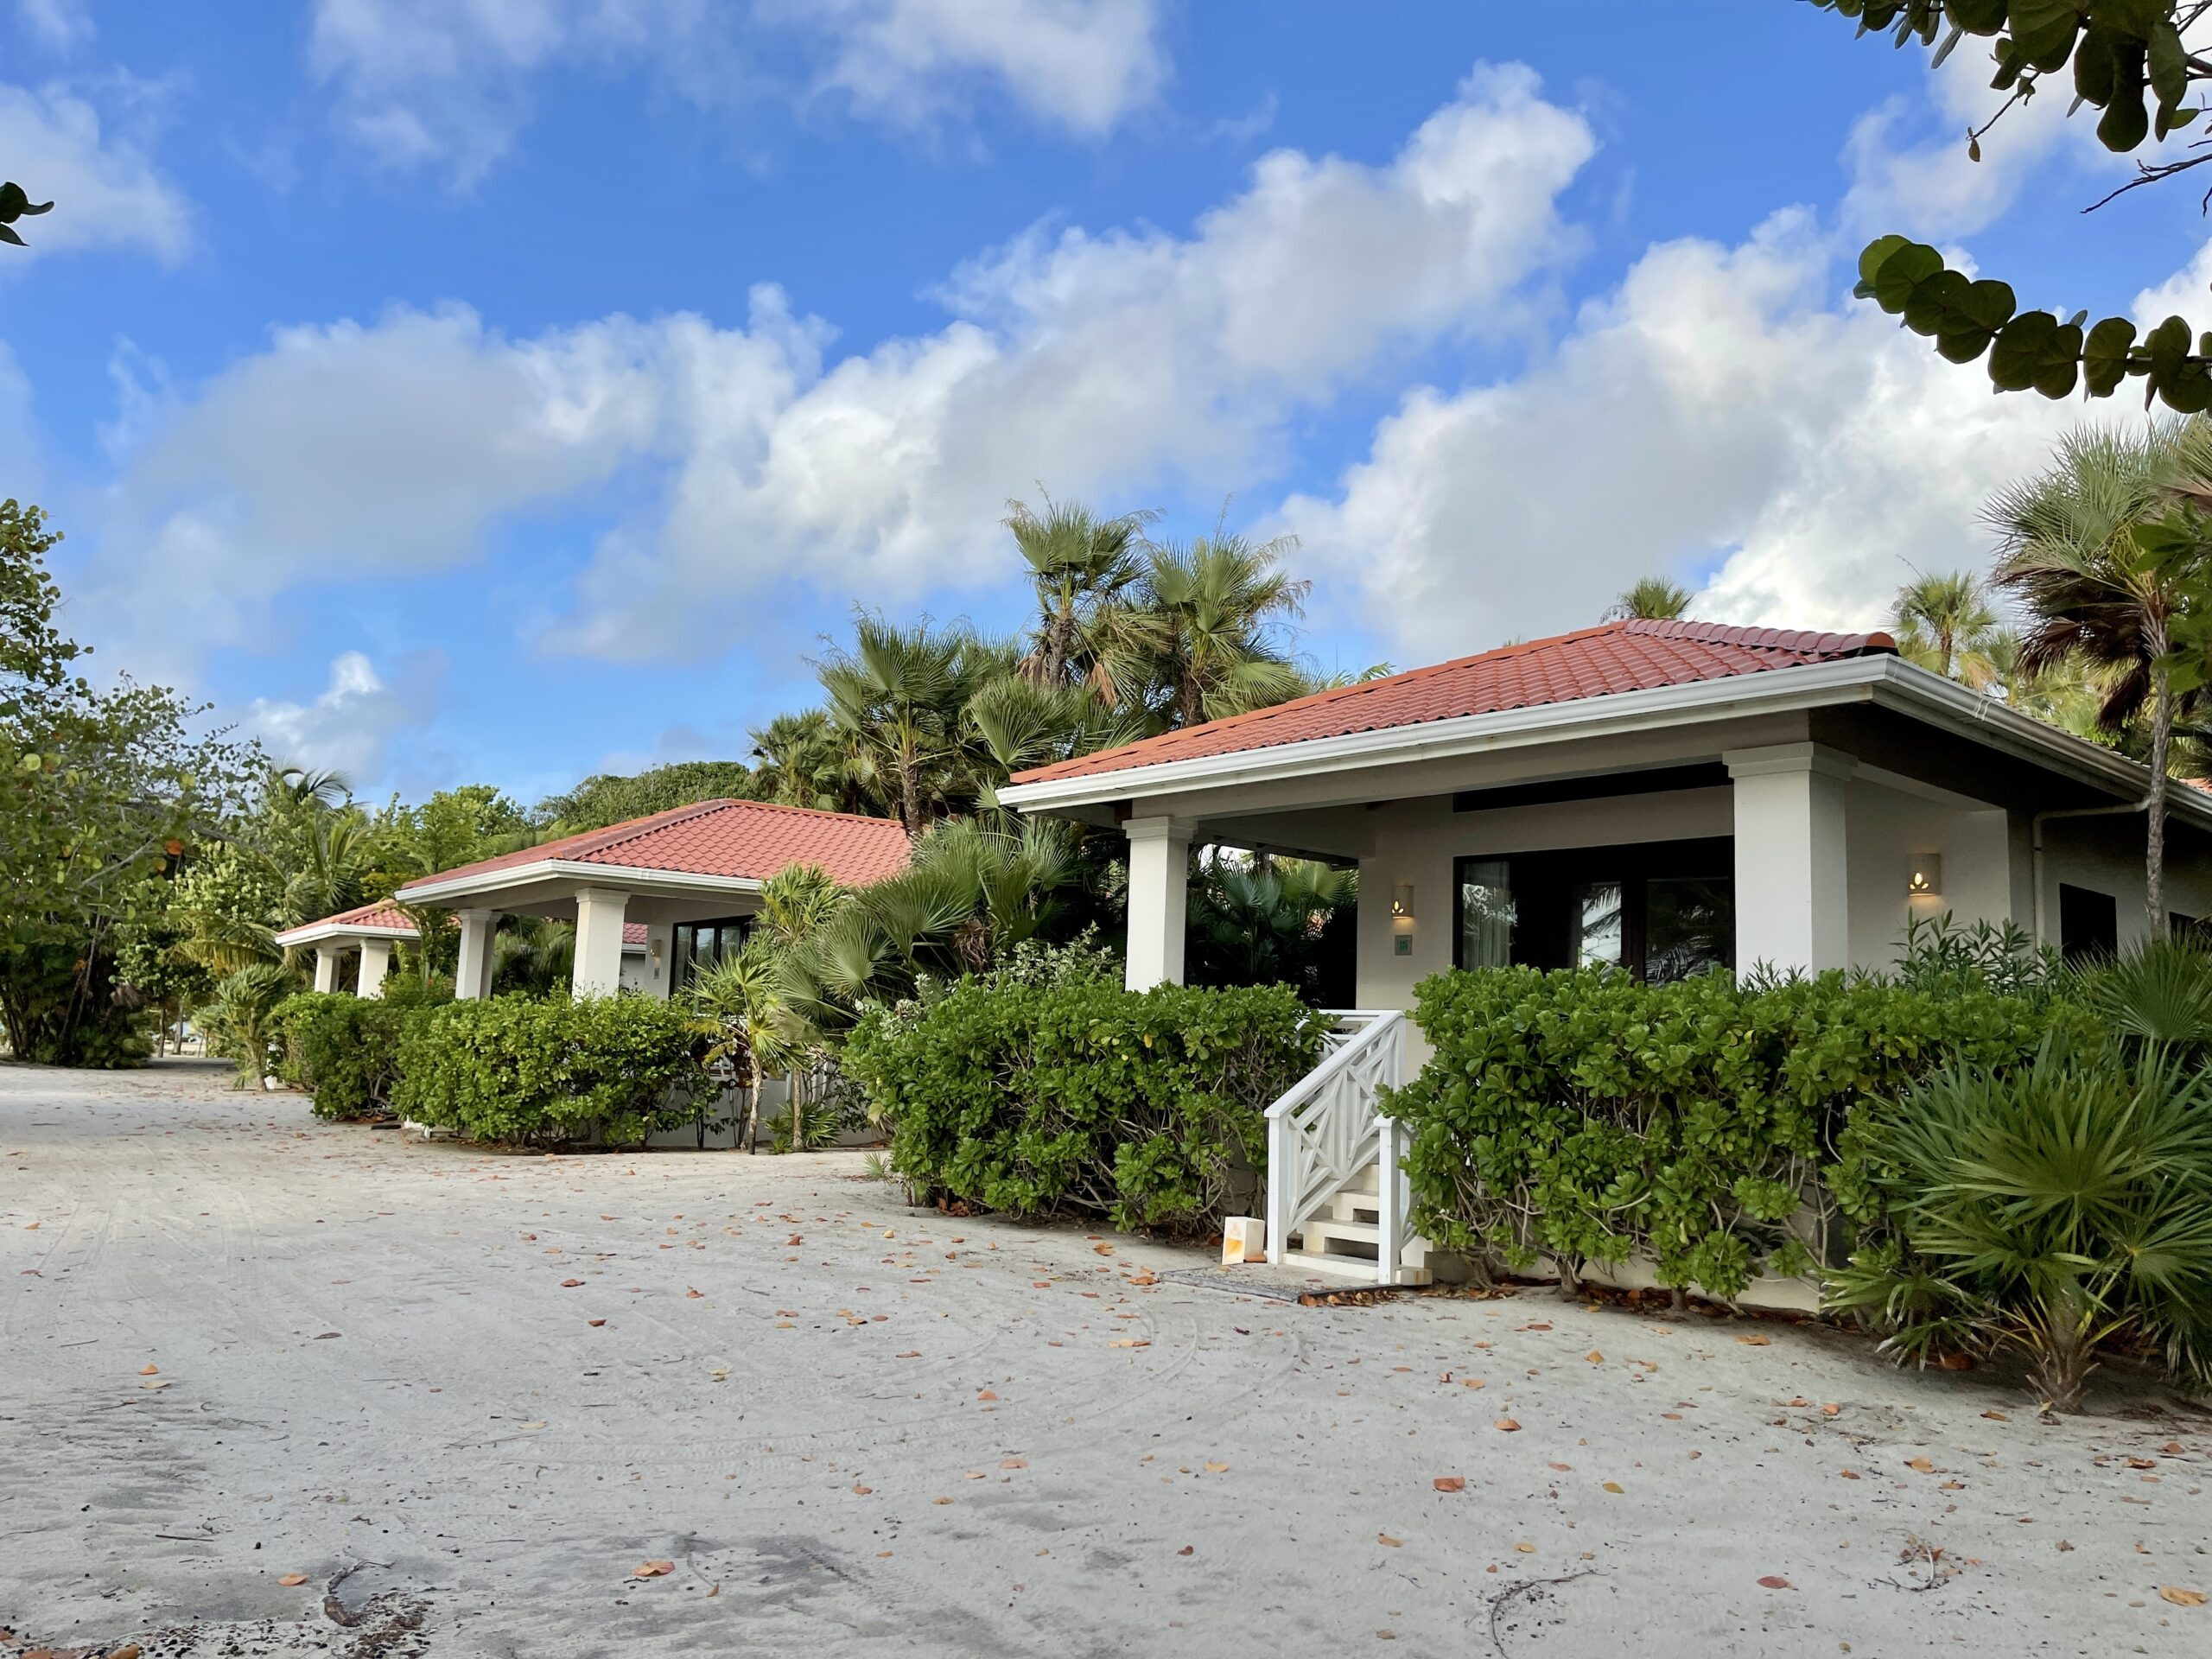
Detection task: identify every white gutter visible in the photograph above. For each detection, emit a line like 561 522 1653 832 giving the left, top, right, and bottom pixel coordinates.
998 652 2212 836
396 858 770 907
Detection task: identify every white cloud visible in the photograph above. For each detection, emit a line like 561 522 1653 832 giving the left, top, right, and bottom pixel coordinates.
16 0 93 52
0 81 190 262
245 650 446 782
84 66 1598 666
308 0 1168 181
1279 207 2094 658
794 0 1165 135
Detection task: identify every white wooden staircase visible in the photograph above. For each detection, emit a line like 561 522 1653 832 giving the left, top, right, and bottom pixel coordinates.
1263 1010 1432 1286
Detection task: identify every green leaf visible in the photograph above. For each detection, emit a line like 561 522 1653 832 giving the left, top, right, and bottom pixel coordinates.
1987 310 2082 397
1861 238 1944 314
2082 315 2139 397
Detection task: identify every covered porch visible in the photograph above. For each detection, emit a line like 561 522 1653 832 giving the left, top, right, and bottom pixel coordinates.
274 902 420 1000
393 798 912 1002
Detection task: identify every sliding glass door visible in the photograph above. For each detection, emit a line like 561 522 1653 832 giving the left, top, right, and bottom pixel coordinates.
1453 837 1733 982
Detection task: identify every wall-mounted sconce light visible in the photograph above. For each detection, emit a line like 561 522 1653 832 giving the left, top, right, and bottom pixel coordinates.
1390 883 1415 920
1907 855 1942 899
648 937 664 961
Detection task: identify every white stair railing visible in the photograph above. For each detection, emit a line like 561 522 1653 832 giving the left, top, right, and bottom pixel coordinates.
1264 1009 1409 1281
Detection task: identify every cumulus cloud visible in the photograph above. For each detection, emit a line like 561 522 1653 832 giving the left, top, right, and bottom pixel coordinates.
1278 207 2095 659
83 66 1599 666
0 80 191 262
244 649 447 781
308 0 1169 181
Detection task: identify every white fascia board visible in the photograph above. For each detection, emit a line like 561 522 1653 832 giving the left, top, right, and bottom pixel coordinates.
996 653 2212 832
396 859 768 907
273 922 420 948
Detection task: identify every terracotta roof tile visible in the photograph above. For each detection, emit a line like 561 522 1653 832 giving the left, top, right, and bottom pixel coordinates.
1010 619 1897 786
398 798 911 897
274 900 421 944
621 921 648 948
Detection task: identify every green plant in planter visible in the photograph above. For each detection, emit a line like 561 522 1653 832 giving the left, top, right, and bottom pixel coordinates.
1825 1039 2212 1413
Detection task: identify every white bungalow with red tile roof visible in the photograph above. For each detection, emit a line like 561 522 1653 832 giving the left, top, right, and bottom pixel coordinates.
276 906 658 1000
997 618 2212 1286
392 798 910 1002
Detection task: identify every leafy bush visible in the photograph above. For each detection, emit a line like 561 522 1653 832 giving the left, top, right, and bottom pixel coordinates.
1825 1039 2212 1411
270 992 416 1120
392 994 704 1147
1389 965 2088 1302
847 979 1326 1231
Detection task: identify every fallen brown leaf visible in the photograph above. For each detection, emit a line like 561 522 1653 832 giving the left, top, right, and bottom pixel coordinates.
1735 1333 1769 1346
1905 1457 1934 1473
1433 1476 1465 1492
2159 1586 2207 1607
1757 1575 1792 1590
560 1279 583 1288
138 1365 158 1376
632 1560 674 1579
277 1573 308 1586
1584 1350 1604 1364
588 1318 606 1327
1377 1534 1402 1548
1494 1418 1522 1432
1982 1410 2010 1421
1601 1481 1624 1493
1177 1545 1194 1556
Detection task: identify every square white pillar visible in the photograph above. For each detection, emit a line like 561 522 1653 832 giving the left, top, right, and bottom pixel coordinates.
454 908 499 1001
1122 816 1193 991
312 947 340 995
1726 743 1853 976
356 938 392 999
571 887 630 1000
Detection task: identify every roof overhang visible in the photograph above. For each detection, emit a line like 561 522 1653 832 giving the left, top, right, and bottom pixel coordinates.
274 920 419 949
395 859 771 908
998 655 2212 833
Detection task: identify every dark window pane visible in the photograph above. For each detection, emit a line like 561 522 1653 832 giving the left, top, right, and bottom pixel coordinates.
1459 859 1515 969
1574 880 1624 970
1645 876 1734 982
2058 884 2118 963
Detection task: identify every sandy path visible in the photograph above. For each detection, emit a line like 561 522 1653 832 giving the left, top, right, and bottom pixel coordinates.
1 1058 2207 1657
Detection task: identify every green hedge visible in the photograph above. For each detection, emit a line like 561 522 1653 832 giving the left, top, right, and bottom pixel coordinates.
391 995 705 1147
1388 966 2090 1301
847 980 1327 1232
270 992 417 1120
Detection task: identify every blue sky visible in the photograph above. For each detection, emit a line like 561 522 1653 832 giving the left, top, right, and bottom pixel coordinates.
7 3 2212 805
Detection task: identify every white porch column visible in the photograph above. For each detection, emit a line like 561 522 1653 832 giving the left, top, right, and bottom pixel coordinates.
356 938 392 999
571 887 630 1000
454 908 499 1001
1726 743 1853 976
312 948 340 995
1122 816 1192 991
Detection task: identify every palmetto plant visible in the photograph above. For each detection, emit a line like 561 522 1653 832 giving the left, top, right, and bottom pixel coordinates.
1989 420 2212 934
1825 1039 2212 1412
1131 528 1312 726
2069 933 2212 1053
1605 576 1693 621
1891 569 2004 688
1004 493 1158 696
200 960 299 1087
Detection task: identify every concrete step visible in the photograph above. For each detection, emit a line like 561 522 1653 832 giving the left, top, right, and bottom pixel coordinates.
1281 1249 1434 1287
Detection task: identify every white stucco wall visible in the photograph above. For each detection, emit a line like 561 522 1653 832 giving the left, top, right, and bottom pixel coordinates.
1843 778 2013 971
2040 811 2212 948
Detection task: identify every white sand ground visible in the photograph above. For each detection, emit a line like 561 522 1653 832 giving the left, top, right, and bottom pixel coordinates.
1 1058 2207 1659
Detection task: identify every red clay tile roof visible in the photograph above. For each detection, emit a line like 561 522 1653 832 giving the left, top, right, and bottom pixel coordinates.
621 921 648 948
275 900 421 943
1010 619 1897 786
398 799 912 896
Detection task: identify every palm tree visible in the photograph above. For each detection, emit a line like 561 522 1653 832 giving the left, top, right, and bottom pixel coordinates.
817 618 980 834
1131 528 1311 727
748 710 859 813
1005 493 1158 696
1892 570 2003 687
1989 421 2212 936
1606 577 1693 620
